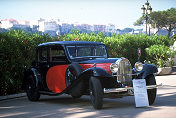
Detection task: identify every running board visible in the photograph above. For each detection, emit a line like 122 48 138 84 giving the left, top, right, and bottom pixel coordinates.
39 91 63 96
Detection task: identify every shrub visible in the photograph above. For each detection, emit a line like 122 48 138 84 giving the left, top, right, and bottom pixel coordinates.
0 30 54 95
58 32 171 65
145 45 176 67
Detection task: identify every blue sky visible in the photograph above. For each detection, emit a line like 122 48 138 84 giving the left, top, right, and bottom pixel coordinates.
0 0 176 29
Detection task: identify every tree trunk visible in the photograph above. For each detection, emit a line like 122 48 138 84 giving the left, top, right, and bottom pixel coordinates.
167 25 172 39
154 29 159 35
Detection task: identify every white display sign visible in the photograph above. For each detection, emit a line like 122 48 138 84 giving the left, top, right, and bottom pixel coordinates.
133 79 149 107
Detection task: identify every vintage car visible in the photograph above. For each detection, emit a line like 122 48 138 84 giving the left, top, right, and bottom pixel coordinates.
23 41 158 109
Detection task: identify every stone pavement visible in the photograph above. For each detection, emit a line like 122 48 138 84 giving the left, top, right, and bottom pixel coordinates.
0 75 176 118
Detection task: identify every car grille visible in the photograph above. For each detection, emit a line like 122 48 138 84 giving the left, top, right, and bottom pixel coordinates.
116 58 132 86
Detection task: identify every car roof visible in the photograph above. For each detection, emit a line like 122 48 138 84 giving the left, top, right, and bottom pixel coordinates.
38 41 104 47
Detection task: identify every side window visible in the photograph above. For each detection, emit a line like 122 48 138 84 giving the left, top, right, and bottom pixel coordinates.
50 46 66 62
38 47 47 62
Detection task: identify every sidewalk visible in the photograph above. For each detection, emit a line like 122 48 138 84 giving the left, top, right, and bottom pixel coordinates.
0 93 26 101
155 74 176 88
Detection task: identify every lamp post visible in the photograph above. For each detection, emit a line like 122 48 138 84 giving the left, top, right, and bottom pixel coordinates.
141 0 152 35
0 21 1 27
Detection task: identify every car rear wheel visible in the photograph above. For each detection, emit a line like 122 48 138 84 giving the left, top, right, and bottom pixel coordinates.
26 75 40 101
65 63 84 98
146 74 157 105
89 76 103 109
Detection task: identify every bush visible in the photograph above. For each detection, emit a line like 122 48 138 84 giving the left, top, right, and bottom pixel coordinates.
145 45 176 67
0 30 54 95
58 31 172 65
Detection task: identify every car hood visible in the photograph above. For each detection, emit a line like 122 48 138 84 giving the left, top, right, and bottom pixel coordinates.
78 58 120 64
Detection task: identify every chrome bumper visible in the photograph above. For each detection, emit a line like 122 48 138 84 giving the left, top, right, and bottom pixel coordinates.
104 84 162 95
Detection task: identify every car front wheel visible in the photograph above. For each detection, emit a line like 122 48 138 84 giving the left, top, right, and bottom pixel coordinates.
65 63 84 98
89 76 103 109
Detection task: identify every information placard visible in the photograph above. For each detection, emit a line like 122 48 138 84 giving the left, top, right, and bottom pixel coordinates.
133 79 149 107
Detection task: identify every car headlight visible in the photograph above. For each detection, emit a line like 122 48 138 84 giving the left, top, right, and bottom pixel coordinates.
110 63 118 73
135 62 143 71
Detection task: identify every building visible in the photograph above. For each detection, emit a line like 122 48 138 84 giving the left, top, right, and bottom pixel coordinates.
106 24 116 33
0 19 18 29
129 29 143 35
142 24 176 37
60 23 74 34
38 19 58 32
74 24 94 33
38 19 60 36
93 25 106 32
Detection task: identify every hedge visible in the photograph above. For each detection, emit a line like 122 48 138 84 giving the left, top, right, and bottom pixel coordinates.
0 30 54 95
58 31 172 65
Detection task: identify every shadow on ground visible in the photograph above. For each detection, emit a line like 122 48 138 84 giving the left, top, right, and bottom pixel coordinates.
0 87 176 118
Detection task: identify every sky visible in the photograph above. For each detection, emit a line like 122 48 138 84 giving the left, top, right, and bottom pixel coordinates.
0 0 176 29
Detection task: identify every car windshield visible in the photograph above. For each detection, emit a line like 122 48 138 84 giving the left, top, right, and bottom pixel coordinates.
66 45 107 59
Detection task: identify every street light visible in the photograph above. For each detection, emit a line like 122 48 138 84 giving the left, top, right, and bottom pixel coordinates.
141 0 152 35
0 21 1 28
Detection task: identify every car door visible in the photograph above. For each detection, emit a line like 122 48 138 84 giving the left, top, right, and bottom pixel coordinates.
46 45 69 93
37 46 50 91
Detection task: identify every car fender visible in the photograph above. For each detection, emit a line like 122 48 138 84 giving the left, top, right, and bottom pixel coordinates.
134 64 158 79
31 68 40 87
23 68 40 89
75 67 117 89
78 67 112 79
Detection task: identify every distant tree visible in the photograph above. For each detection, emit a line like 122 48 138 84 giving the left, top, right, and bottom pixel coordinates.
122 28 134 32
134 8 176 38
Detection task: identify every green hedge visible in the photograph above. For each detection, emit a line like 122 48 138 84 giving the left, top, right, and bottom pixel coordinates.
0 30 54 95
0 30 173 95
58 32 172 65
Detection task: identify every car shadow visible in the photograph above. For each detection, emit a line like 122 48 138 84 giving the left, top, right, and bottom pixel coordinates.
2 91 176 118
38 89 176 110
38 95 146 110
39 95 92 107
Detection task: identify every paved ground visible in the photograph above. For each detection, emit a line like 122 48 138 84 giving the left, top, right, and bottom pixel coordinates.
0 75 176 118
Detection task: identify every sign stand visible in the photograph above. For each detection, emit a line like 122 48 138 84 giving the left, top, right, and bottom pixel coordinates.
137 48 141 61
133 79 149 107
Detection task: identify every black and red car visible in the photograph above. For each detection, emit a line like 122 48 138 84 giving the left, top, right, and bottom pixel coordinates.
24 41 158 109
